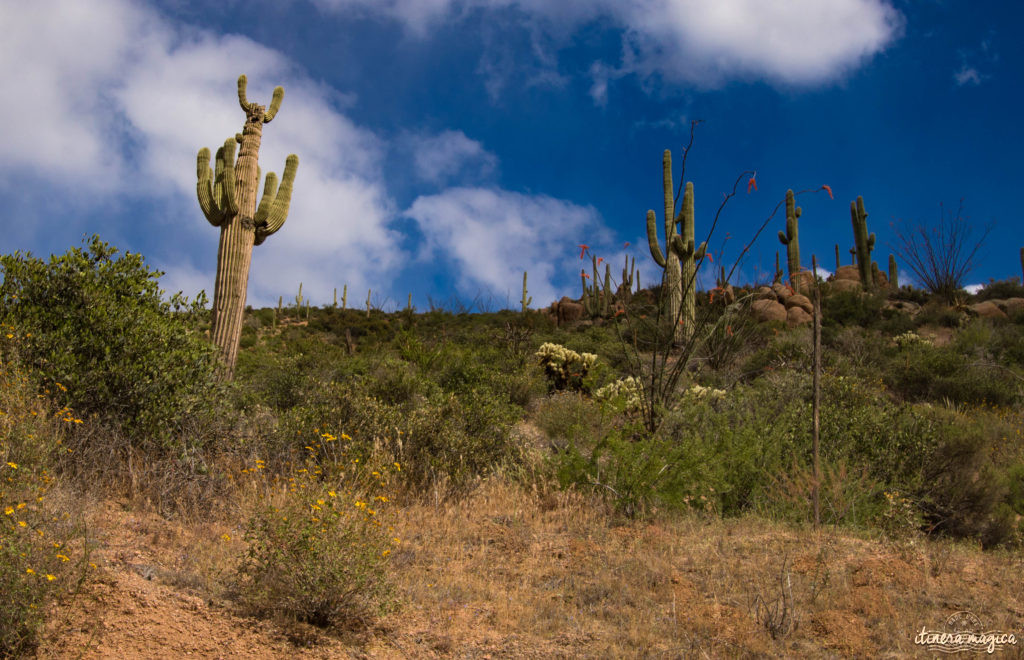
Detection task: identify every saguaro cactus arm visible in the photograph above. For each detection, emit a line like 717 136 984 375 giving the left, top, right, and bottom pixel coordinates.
196 139 239 225
646 210 668 267
237 74 285 123
254 154 299 245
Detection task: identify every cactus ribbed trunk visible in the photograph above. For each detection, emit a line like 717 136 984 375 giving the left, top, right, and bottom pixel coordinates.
210 111 263 379
851 196 875 292
778 189 802 285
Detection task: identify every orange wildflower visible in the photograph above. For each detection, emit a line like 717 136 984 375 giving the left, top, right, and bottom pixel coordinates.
578 244 589 259
823 184 833 200
747 175 757 193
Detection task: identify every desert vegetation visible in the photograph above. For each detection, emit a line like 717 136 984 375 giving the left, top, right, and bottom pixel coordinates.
1 222 1023 656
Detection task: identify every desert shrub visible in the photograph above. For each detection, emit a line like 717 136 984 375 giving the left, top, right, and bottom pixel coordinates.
973 278 1024 302
914 302 965 328
740 330 811 379
534 392 609 451
820 289 885 327
884 343 1018 407
0 359 90 656
0 236 220 445
264 379 521 496
234 460 396 632
917 423 1017 548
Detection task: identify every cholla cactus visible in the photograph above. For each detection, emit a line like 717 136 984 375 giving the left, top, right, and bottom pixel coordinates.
594 376 643 412
894 331 931 349
536 342 597 392
686 384 726 400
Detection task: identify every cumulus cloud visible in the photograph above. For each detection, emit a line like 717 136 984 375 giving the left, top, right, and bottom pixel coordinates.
0 0 400 308
312 0 903 92
404 130 498 185
405 187 613 305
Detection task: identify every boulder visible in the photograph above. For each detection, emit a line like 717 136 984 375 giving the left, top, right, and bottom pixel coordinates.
873 269 889 289
787 306 813 325
751 299 787 323
833 265 861 282
555 298 585 326
1002 297 1024 316
784 294 813 315
754 286 777 301
772 282 792 300
828 279 862 294
790 270 815 295
968 301 1007 319
883 300 922 317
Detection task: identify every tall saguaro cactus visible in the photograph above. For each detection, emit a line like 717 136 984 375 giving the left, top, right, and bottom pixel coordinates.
777 189 802 284
888 254 899 290
521 271 532 313
850 196 875 292
197 74 299 380
646 150 705 341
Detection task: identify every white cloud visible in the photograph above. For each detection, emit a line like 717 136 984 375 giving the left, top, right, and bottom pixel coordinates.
405 187 613 306
312 0 903 92
0 0 401 308
953 66 981 86
405 130 497 185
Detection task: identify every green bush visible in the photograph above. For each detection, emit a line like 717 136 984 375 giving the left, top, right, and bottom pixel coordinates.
235 463 396 631
0 236 220 444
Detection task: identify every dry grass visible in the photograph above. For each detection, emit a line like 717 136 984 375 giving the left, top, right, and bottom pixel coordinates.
31 474 1024 658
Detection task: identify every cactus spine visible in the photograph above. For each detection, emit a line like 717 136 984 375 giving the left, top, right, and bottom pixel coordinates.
777 189 802 284
850 196 875 291
197 74 298 380
646 150 705 341
521 271 532 313
888 254 899 289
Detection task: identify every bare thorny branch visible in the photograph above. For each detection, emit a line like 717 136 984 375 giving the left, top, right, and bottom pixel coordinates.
891 199 993 303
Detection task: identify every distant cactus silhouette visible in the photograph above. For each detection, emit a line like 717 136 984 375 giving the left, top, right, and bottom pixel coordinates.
850 196 875 292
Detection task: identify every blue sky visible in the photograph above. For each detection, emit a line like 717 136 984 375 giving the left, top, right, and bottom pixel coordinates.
1 0 1020 310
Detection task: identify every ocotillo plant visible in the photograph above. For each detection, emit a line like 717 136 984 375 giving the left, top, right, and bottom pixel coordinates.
889 254 899 289
521 271 532 313
646 150 705 341
197 74 298 379
850 196 875 291
777 189 802 284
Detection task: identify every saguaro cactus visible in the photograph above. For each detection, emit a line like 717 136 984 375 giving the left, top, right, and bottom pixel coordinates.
777 189 802 284
521 271 532 313
888 254 899 290
850 196 875 291
646 150 705 341
197 74 299 379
